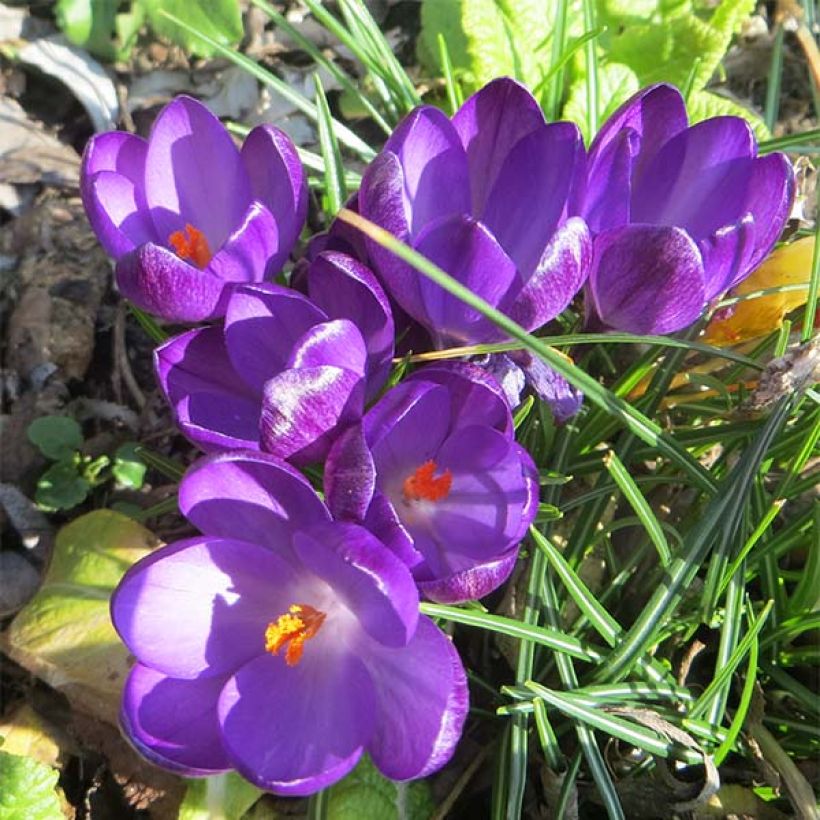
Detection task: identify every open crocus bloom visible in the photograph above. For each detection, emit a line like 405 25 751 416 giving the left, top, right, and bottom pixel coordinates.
325 362 539 603
81 96 307 322
155 251 393 465
359 77 591 349
574 84 794 335
111 451 467 794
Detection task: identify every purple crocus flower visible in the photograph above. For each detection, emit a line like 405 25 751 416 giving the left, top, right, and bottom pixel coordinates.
325 362 539 603
359 78 590 350
155 251 393 464
574 84 794 334
81 96 307 322
111 451 467 794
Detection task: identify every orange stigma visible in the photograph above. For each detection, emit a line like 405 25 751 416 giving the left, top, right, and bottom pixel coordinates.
264 604 326 666
168 223 212 268
403 460 453 503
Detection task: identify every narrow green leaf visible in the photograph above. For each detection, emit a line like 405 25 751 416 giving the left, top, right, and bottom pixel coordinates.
314 74 347 217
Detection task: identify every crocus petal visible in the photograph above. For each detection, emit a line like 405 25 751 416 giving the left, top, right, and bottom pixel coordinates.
407 361 513 438
295 522 419 648
699 215 756 301
179 451 330 551
325 424 376 522
358 151 428 323
144 96 251 250
631 117 756 236
363 491 424 571
121 664 231 775
240 124 308 270
480 353 527 409
224 283 327 394
155 327 259 451
452 77 548 217
260 366 365 464
513 352 584 423
742 152 795 272
205 201 280 283
81 132 155 257
381 106 470 232
507 216 591 332
413 214 519 346
364 617 468 780
572 128 636 233
589 83 688 187
481 123 582 276
288 319 367 376
365 381 451 476
116 243 229 322
588 224 706 334
418 549 519 604
218 651 374 796
112 537 299 679
308 251 395 394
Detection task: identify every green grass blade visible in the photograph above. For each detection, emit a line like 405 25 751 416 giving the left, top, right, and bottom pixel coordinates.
543 0 569 120
314 74 347 216
437 33 463 114
802 219 820 341
604 451 672 566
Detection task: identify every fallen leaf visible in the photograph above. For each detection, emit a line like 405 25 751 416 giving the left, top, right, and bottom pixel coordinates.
3 510 158 726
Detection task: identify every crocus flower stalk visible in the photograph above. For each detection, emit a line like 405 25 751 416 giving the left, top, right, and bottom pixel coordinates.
111 451 467 793
574 84 794 334
155 251 393 464
325 362 539 603
81 96 307 322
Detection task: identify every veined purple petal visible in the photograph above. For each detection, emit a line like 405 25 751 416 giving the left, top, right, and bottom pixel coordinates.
481 123 583 277
260 366 365 465
179 451 330 552
588 224 706 334
205 201 280 283
513 352 584 423
418 548 519 604
116 243 229 322
452 77 548 217
218 651 373 796
111 537 300 679
363 617 468 780
507 216 591 332
288 319 367 376
240 124 308 271
359 151 428 323
121 664 231 775
155 327 260 451
81 132 155 257
407 361 513 438
588 83 687 188
144 96 251 251
381 105 470 233
295 522 419 648
325 424 376 522
413 214 519 347
308 251 395 394
224 283 327 395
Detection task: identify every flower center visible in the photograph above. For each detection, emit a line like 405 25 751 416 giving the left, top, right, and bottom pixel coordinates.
264 603 326 666
402 460 452 503
168 224 212 268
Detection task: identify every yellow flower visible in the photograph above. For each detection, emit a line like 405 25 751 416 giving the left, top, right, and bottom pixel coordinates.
704 237 814 346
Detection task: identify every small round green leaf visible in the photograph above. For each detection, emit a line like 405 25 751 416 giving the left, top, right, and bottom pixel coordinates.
27 416 83 461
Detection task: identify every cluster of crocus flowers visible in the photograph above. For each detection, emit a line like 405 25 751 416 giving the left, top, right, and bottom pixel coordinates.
82 77 794 795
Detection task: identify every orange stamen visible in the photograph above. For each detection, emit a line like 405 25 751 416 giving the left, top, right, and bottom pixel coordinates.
403 460 453 503
168 223 212 268
264 604 326 666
